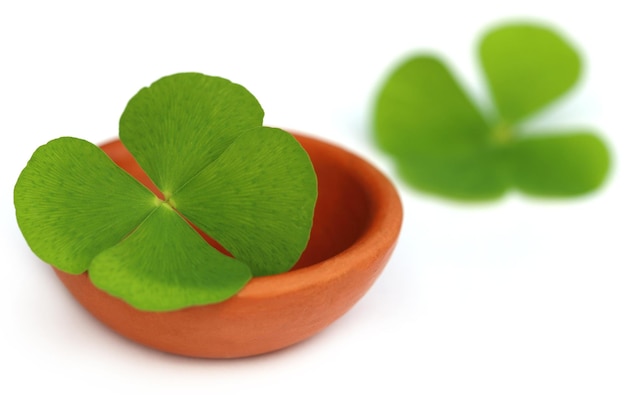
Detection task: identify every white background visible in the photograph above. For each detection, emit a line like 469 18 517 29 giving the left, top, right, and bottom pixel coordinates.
1 1 624 394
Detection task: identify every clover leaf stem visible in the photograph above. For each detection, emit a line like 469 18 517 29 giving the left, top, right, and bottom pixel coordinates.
490 121 515 146
159 190 176 208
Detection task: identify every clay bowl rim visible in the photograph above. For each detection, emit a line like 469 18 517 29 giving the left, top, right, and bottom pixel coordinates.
95 132 402 306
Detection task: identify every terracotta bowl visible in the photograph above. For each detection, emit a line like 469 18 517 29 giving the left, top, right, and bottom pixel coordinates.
54 133 403 358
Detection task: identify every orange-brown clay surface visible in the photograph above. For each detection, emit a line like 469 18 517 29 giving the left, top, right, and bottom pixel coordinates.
54 133 403 358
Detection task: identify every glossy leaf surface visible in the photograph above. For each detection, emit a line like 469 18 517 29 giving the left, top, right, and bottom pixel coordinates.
480 23 581 122
120 73 264 195
510 132 610 196
174 127 317 276
375 55 490 157
14 138 156 274
89 204 252 311
395 149 509 201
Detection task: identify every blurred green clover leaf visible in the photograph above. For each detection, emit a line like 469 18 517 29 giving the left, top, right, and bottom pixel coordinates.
14 73 317 311
374 22 610 201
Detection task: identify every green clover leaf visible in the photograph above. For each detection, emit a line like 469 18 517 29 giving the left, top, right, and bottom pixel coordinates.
374 22 610 201
15 73 317 311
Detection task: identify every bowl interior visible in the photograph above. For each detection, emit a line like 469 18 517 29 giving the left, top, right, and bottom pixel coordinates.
101 134 373 272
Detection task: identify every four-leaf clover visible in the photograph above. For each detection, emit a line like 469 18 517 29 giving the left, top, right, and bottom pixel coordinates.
14 73 317 311
374 22 610 200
